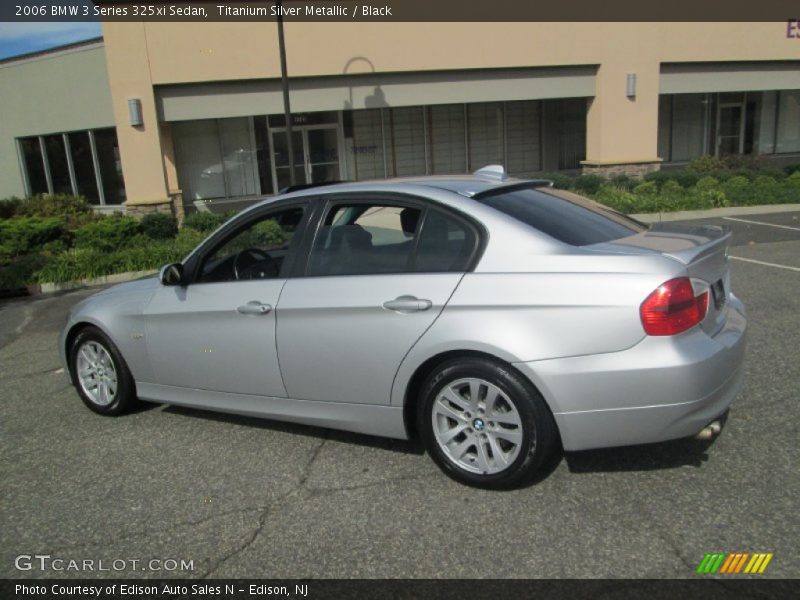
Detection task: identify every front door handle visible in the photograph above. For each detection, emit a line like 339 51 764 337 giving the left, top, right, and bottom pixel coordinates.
237 301 273 315
383 295 433 313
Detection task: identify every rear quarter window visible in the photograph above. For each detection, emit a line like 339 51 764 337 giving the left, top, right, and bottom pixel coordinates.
477 187 646 246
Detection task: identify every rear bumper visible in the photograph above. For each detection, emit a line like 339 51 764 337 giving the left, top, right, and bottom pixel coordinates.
514 294 747 451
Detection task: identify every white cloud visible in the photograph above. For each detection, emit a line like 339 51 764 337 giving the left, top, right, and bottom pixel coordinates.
0 22 102 44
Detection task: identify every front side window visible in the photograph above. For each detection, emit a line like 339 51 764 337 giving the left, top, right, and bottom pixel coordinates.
198 206 304 283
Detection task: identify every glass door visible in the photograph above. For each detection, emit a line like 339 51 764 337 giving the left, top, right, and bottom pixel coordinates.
716 104 744 156
271 124 342 192
271 129 305 192
306 125 340 183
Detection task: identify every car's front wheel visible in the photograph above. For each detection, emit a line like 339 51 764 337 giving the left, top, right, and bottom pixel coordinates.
69 326 137 416
419 357 558 489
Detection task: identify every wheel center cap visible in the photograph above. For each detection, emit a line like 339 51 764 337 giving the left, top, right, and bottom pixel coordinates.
472 418 486 431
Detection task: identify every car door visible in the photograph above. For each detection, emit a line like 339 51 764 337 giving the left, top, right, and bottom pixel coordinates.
142 202 310 397
276 195 481 405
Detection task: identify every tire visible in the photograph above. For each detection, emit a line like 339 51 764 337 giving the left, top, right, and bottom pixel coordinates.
68 326 137 416
418 357 558 489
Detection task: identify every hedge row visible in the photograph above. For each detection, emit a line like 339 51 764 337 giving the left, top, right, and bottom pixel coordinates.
0 195 233 289
2 158 800 289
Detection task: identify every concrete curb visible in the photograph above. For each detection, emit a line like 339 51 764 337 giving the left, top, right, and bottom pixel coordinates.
37 269 157 295
630 203 800 223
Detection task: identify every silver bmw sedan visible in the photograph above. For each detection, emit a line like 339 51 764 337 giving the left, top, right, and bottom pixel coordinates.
59 167 746 489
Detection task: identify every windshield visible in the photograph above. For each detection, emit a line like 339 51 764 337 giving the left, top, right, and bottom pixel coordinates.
476 186 647 246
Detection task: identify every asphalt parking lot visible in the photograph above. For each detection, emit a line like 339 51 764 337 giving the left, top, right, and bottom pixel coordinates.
1 211 798 580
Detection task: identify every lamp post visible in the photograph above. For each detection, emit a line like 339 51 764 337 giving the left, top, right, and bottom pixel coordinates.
276 0 296 186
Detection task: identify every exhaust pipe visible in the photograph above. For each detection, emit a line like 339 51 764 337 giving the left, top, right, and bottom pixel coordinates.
695 420 722 440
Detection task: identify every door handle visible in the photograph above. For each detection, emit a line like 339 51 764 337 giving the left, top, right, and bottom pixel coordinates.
382 296 433 313
236 301 273 315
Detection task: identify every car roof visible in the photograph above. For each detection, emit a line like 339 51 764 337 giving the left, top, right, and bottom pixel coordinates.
274 173 553 202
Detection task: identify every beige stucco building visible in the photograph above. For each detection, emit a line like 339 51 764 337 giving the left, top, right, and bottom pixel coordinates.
2 22 799 213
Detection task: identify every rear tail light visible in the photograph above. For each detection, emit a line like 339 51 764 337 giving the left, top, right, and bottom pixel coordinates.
640 277 709 336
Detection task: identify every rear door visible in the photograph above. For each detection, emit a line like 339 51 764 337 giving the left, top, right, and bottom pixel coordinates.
276 195 480 405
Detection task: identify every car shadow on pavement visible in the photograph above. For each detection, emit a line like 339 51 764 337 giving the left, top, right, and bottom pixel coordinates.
563 437 717 474
161 405 425 455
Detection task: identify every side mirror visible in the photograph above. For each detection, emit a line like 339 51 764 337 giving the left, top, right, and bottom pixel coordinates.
159 263 184 286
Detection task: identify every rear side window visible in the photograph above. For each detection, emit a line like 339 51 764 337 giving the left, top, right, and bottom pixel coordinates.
477 187 646 246
415 209 476 272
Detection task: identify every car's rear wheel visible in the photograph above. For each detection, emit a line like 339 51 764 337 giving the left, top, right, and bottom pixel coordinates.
419 357 558 489
69 326 137 416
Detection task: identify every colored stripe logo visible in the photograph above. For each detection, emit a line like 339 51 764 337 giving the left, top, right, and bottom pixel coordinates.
697 552 773 574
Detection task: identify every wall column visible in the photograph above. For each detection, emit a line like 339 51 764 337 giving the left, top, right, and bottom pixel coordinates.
583 49 662 177
102 22 171 215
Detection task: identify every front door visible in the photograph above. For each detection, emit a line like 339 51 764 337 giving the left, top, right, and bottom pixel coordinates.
271 125 342 191
142 204 308 397
716 103 744 156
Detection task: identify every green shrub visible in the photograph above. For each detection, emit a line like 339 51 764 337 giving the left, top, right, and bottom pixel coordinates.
16 194 93 218
0 197 23 219
36 228 206 283
695 188 730 208
633 181 658 196
687 155 726 173
140 213 177 240
0 216 67 257
695 176 722 191
74 215 141 252
644 170 703 190
0 253 51 289
608 174 638 191
594 185 638 213
570 174 605 196
183 211 228 233
783 164 800 176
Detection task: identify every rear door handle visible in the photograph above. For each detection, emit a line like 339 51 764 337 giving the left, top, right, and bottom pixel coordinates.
383 295 432 313
237 301 273 315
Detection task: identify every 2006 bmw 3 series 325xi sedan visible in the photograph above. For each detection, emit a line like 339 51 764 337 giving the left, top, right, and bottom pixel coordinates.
60 166 746 489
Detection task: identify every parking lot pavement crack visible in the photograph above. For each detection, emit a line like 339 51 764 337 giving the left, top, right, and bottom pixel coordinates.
200 436 328 578
306 472 437 496
652 523 696 572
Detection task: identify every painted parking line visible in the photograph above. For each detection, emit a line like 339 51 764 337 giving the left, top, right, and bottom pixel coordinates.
723 216 800 232
729 256 800 272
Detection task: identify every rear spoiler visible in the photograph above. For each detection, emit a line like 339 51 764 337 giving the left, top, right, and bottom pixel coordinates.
650 224 732 266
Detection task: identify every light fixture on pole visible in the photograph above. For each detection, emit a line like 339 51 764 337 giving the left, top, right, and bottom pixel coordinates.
626 73 637 98
128 98 143 126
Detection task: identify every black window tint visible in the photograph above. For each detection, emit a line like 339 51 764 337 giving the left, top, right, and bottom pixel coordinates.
478 188 646 246
415 209 476 272
308 204 420 276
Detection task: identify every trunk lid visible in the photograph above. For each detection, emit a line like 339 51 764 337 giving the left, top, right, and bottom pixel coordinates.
587 223 732 335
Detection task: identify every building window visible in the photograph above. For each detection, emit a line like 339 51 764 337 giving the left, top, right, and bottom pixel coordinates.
17 128 126 204
172 117 262 202
776 90 800 153
429 104 467 174
658 90 800 162
67 132 100 204
93 128 126 205
344 109 386 180
386 106 427 177
467 102 504 171
18 138 48 195
505 100 542 175
42 135 72 195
